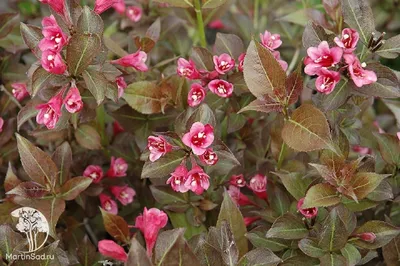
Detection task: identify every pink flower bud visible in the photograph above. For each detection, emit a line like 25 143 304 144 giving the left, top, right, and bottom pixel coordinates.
343 54 377 88
352 145 372 155
35 89 63 129
230 174 246 187
177 58 200 80
39 15 68 52
208 19 225 29
248 174 267 200
147 135 172 162
315 68 341 95
304 41 343 76
167 165 189 193
98 240 127 262
228 185 255 206
187 83 206 107
356 232 376 243
297 198 318 218
238 53 245 72
182 122 214 155
83 165 104 184
113 121 124 135
113 0 126 14
64 86 83 113
0 117 4 133
397 132 400 141
116 76 127 98
243 216 261 226
106 157 128 178
41 50 67 75
208 79 234 98
184 166 210 195
213 53 235 74
11 82 29 101
99 194 118 215
334 28 359 54
94 0 119 14
199 148 218 166
135 207 168 257
110 185 136 205
111 50 148 72
39 0 65 17
260 31 282 51
126 6 142 22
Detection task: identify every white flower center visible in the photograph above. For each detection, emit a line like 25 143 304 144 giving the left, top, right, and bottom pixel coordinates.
47 55 54 61
44 113 50 119
343 34 350 39
175 179 181 185
361 62 367 68
191 180 197 186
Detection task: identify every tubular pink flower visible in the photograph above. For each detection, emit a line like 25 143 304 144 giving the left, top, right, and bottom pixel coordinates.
99 194 118 215
238 53 245 72
147 135 172 162
39 15 68 52
248 174 267 200
98 240 128 262
110 185 136 205
184 166 210 195
356 232 376 243
111 50 148 72
187 83 206 107
208 79 234 98
230 174 246 188
297 198 318 218
167 165 189 193
41 50 67 75
113 0 126 14
182 122 214 155
213 53 235 74
94 0 119 14
177 58 200 79
260 30 282 51
39 0 65 17
35 89 63 129
64 86 83 113
304 41 343 75
106 157 128 177
116 76 127 98
334 28 359 53
11 82 29 101
126 6 142 22
315 68 341 94
352 145 371 155
199 148 218 166
228 185 255 206
343 54 377 87
208 19 225 29
83 165 104 184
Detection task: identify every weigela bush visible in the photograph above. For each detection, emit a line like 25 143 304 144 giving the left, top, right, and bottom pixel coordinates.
0 0 399 265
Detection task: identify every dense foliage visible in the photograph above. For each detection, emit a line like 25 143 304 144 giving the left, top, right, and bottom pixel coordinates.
0 0 400 265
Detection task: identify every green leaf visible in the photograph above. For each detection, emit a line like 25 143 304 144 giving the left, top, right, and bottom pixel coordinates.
315 79 350 112
243 40 287 98
382 236 400 266
298 238 327 258
280 255 320 266
237 248 282 266
266 213 308 240
17 99 38 130
31 67 69 96
352 221 400 249
270 185 290 216
4 162 21 193
67 33 101 76
60 177 92 201
126 238 153 266
74 124 102 150
376 34 400 59
122 81 165 115
303 183 341 208
82 68 111 105
319 253 347 266
217 192 248 257
100 208 130 244
150 185 187 205
168 211 207 239
341 0 375 44
366 180 393 201
207 141 240 176
350 172 388 200
77 235 100 266
141 150 186 179
340 243 361 266
77 6 104 35
335 205 357 234
153 0 193 8
20 23 43 57
374 132 400 166
214 33 244 59
282 104 333 152
285 64 303 104
246 227 290 252
52 142 72 186
0 224 24 256
273 172 312 200
207 222 239 266
16 133 58 188
318 208 349 251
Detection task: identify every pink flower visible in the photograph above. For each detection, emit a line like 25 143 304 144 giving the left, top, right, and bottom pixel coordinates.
110 185 136 205
39 15 68 52
208 19 225 29
208 79 234 98
41 50 67 75
83 165 104 184
248 174 267 200
11 82 29 101
315 68 341 94
0 117 4 133
199 148 218 166
113 121 124 135
343 54 377 87
260 31 282 51
126 6 142 22
167 165 189 193
38 0 65 16
352 145 371 155
297 198 318 218
304 41 343 76
177 58 200 80
334 28 359 53
116 76 127 98
228 185 255 206
272 51 288 71
94 0 119 14
147 136 172 162
187 83 206 107
64 86 83 113
182 122 214 155
213 53 235 74
373 121 385 134
243 217 261 226
106 157 128 177
230 174 246 188
135 208 168 257
35 89 63 129
98 240 128 262
113 0 126 14
184 166 210 195
99 194 118 215
397 132 400 141
356 232 376 243
238 53 245 72
111 50 148 72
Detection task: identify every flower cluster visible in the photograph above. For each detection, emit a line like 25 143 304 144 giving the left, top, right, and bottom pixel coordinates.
304 28 377 94
259 30 288 70
111 0 143 23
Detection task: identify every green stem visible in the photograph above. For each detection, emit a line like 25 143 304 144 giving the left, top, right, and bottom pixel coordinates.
194 0 207 48
253 0 260 32
277 142 287 170
287 47 300 74
96 104 108 147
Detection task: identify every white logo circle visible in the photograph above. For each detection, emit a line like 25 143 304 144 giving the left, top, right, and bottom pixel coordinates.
11 207 49 253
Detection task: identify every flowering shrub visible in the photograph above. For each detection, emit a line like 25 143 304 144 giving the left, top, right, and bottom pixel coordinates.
0 0 400 265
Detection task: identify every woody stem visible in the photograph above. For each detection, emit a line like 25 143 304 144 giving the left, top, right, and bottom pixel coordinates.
194 0 207 48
